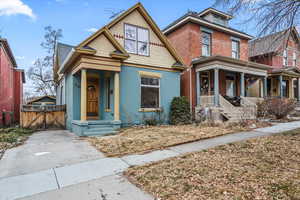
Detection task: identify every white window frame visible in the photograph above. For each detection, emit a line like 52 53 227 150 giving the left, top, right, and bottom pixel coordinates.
140 76 160 109
283 49 288 66
293 52 297 66
124 24 149 56
202 31 211 56
231 40 240 59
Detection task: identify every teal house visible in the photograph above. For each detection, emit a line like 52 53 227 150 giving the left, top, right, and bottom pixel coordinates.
55 3 185 136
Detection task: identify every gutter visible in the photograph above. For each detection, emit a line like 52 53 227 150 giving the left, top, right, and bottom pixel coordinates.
163 16 253 40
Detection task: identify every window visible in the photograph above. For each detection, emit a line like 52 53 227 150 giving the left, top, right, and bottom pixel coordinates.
124 24 149 56
105 77 111 110
232 40 240 59
141 77 160 108
202 32 211 56
283 49 288 66
293 52 297 66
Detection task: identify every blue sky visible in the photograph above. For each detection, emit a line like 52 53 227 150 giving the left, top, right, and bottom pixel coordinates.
0 0 255 93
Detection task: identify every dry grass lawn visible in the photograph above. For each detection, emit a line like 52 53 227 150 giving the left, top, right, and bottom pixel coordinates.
125 129 300 200
88 124 244 157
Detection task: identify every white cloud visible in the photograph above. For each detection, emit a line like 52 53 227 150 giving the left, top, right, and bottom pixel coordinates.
16 56 25 60
86 28 98 33
0 0 36 19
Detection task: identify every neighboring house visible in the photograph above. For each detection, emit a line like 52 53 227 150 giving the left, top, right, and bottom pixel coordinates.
250 27 300 100
55 3 185 136
27 96 56 105
163 8 270 121
0 39 25 125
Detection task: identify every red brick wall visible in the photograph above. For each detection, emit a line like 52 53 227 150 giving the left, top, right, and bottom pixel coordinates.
251 36 300 69
0 45 23 125
167 22 250 109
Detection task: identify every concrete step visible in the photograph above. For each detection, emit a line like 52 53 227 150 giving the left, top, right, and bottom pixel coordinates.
84 128 118 136
87 120 113 125
88 124 113 129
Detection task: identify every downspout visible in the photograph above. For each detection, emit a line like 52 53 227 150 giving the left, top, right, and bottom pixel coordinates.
190 67 192 112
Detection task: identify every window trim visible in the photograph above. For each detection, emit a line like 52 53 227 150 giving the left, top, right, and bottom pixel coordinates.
139 75 161 111
282 49 289 66
124 23 150 57
231 40 240 59
201 31 212 57
293 52 297 66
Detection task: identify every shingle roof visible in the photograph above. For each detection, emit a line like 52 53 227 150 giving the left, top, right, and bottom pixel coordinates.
162 11 252 39
249 30 290 58
56 42 74 67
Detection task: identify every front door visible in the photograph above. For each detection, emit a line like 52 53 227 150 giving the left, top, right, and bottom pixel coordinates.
226 73 236 97
87 79 99 119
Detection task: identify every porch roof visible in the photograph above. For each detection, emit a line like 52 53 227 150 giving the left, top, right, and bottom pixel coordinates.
192 55 270 76
268 67 300 78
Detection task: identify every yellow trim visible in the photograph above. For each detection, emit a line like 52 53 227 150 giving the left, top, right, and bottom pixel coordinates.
105 109 112 112
106 3 185 65
78 27 128 57
76 2 185 66
138 71 162 78
72 62 121 75
123 62 181 72
139 108 162 112
114 72 120 121
80 69 87 121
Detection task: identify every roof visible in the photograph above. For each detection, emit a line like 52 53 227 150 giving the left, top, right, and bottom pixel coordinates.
198 7 233 20
191 55 271 70
27 95 56 104
249 27 300 57
57 3 186 74
56 42 74 68
163 10 253 39
269 67 300 77
0 38 17 67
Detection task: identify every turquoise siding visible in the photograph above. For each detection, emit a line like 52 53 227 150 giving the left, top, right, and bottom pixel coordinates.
119 65 180 126
63 66 180 132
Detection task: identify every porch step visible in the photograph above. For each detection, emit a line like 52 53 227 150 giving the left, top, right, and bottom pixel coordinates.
84 128 118 136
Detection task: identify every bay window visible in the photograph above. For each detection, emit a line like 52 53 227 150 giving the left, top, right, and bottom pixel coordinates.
124 24 149 56
141 77 160 108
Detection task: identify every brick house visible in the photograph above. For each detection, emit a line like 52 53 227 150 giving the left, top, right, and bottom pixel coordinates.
249 27 300 99
0 39 25 126
163 8 271 121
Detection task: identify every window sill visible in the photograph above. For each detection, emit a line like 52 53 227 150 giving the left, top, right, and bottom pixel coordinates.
105 109 112 112
139 108 161 112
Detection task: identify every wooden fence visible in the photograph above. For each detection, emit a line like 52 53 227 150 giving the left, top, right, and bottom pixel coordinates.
20 105 66 129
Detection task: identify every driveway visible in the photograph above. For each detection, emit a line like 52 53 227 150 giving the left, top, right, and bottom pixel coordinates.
0 130 104 178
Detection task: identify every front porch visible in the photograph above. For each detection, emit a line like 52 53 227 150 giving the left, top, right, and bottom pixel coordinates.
72 66 122 136
267 68 300 100
192 56 269 121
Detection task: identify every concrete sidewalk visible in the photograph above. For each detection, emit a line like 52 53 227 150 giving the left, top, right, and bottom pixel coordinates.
1 120 300 200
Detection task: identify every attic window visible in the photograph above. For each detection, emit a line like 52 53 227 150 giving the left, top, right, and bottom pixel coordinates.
124 24 149 56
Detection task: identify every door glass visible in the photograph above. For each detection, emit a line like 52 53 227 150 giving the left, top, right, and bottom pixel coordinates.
226 80 234 97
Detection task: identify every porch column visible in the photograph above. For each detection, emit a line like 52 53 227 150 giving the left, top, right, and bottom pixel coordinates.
240 72 245 97
196 71 201 105
298 78 300 101
80 69 87 121
279 75 283 98
263 77 267 98
214 68 219 106
114 72 120 121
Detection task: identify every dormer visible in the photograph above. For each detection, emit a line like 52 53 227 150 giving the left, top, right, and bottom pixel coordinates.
198 8 233 27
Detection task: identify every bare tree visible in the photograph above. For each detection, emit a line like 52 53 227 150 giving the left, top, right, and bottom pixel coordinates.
27 26 62 96
104 8 125 19
214 0 300 37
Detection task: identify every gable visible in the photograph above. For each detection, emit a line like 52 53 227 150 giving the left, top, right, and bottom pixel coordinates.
88 33 118 57
108 9 178 68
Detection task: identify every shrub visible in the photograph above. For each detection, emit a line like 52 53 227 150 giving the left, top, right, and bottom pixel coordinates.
257 98 296 119
170 96 191 125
